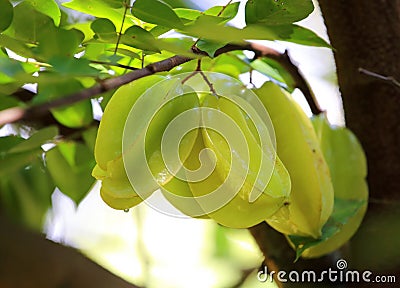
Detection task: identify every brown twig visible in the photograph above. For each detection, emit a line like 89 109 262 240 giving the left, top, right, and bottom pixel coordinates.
217 0 234 17
90 60 138 71
181 60 217 96
0 43 319 126
114 0 129 55
359 67 400 89
181 59 202 83
215 43 322 114
247 43 322 114
192 0 235 49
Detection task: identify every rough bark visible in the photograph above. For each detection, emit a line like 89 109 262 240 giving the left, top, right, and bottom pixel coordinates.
317 0 400 282
318 0 400 202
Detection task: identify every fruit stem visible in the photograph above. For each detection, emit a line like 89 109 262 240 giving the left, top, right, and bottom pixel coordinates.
181 60 219 97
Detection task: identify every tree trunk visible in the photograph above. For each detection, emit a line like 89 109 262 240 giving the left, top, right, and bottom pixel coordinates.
317 0 400 280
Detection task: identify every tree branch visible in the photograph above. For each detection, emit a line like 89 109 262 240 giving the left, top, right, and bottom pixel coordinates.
0 44 319 126
91 60 138 71
248 43 322 115
0 214 142 288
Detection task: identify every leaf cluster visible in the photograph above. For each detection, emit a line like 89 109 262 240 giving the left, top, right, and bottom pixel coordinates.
0 0 326 230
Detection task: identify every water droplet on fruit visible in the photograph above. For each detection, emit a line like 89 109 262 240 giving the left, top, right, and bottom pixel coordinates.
124 209 130 213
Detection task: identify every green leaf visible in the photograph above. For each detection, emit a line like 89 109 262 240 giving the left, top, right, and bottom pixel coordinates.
0 156 55 230
0 148 40 175
0 50 38 85
245 0 314 25
162 0 196 8
84 43 111 60
67 22 96 43
0 95 21 111
35 75 82 104
52 101 94 128
0 0 13 32
91 18 117 42
48 57 100 77
174 8 202 21
121 25 161 52
0 34 35 58
250 58 287 83
0 136 24 155
274 24 330 47
260 58 297 91
132 0 184 29
149 25 172 37
35 28 84 58
4 2 54 44
250 58 297 90
175 2 239 23
182 15 277 43
113 48 141 59
183 15 326 49
205 2 240 21
53 101 93 128
82 126 98 153
98 0 124 9
8 126 58 154
212 52 250 74
46 142 96 204
63 0 129 30
155 37 195 56
26 0 61 26
0 127 57 175
35 77 93 128
289 198 366 261
196 40 227 57
98 53 123 64
0 56 25 81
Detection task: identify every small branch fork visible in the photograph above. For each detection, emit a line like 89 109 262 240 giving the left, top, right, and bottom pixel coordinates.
181 59 217 96
0 43 320 126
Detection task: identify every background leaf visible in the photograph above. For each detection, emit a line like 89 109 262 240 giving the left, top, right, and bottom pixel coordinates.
132 0 184 29
121 25 161 52
35 77 94 128
0 127 57 187
289 198 366 260
0 0 13 32
205 2 240 21
245 0 314 25
8 126 58 154
4 2 53 44
46 141 95 204
26 0 61 26
63 0 129 30
48 57 100 77
0 155 55 230
35 28 84 58
91 18 117 42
